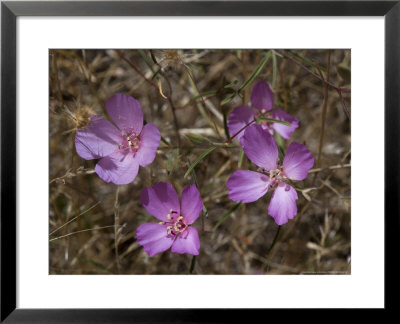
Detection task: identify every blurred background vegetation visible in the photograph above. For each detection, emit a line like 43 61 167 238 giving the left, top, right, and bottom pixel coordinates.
49 49 351 274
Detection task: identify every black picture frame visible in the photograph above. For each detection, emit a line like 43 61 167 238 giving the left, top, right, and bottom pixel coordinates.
1 0 398 322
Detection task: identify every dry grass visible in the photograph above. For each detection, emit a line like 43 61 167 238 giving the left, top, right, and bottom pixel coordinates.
49 49 351 274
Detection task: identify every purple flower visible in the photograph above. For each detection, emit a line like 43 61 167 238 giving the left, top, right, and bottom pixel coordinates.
227 81 299 140
137 183 202 257
226 124 314 225
75 93 160 185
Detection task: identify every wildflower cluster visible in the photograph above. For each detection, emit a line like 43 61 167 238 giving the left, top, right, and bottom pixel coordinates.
75 93 202 257
227 81 314 225
74 81 314 257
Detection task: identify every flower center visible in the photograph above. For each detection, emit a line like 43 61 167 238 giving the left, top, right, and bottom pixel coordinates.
254 109 274 134
119 132 141 153
167 216 188 236
160 210 189 237
263 166 288 188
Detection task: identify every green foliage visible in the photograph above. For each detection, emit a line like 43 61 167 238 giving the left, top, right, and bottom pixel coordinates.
256 116 291 126
184 146 216 178
271 50 278 89
221 51 272 106
185 134 209 145
238 51 272 93
211 202 242 239
167 148 179 175
287 49 327 73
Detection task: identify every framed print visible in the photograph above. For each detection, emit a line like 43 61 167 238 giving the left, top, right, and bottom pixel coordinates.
1 0 399 322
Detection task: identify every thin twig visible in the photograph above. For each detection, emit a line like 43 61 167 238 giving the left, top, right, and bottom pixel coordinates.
150 51 181 147
165 83 182 148
185 64 222 138
49 225 122 242
49 201 102 236
338 89 351 120
175 93 218 110
284 150 350 240
276 49 350 120
79 49 101 109
114 49 158 90
49 167 95 184
275 49 350 93
51 50 64 108
267 226 281 254
308 163 351 173
224 119 256 144
312 51 331 187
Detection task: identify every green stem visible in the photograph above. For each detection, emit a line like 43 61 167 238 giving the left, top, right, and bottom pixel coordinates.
189 255 196 274
267 225 281 254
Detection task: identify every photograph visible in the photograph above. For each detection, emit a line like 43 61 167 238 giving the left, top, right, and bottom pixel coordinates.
49 49 351 275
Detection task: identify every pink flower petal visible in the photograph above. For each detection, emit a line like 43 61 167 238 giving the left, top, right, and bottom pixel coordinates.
271 109 299 140
140 182 180 222
181 184 203 225
105 93 143 134
75 116 121 160
240 124 278 170
94 150 139 185
268 184 298 225
283 142 314 181
227 170 269 203
250 81 274 111
171 227 200 255
227 105 255 140
135 123 161 167
136 222 174 257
